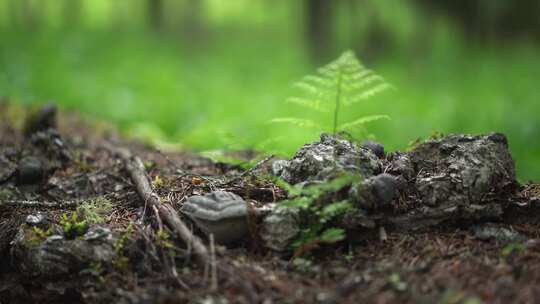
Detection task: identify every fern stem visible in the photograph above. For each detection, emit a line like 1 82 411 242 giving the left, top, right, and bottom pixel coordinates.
333 68 343 134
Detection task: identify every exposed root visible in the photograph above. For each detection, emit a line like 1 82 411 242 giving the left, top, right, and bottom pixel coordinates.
107 144 210 268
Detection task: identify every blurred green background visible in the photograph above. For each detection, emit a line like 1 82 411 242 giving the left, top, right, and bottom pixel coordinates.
0 0 539 180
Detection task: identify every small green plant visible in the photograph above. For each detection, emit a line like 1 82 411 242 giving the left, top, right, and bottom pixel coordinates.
112 223 134 272
60 212 89 239
24 226 53 247
407 130 446 151
152 175 164 188
271 50 392 135
77 197 113 224
155 228 175 251
277 173 360 256
501 242 526 257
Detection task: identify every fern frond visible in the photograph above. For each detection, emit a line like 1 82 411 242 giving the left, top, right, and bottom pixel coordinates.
269 117 320 129
345 83 393 105
301 75 336 88
271 50 392 135
292 81 319 94
346 74 384 91
338 115 390 131
286 97 328 113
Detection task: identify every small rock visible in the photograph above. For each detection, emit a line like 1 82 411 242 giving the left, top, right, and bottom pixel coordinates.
361 140 385 159
472 223 527 242
386 152 415 181
23 103 57 136
16 156 44 185
11 224 117 277
259 204 300 252
279 133 382 184
349 173 403 210
30 129 72 164
3 147 19 159
25 213 48 227
181 191 249 244
84 226 113 241
271 160 288 176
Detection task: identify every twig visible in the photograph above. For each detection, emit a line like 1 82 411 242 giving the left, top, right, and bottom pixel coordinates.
0 200 80 209
222 154 275 185
107 144 210 268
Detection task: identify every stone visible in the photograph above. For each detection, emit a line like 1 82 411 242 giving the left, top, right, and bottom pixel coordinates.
386 152 415 181
278 133 382 184
23 103 57 136
258 204 301 252
11 224 117 278
84 226 114 242
472 223 527 242
361 140 385 159
409 133 516 206
16 156 44 185
181 191 249 244
271 159 288 177
25 213 48 228
30 129 72 164
349 173 403 210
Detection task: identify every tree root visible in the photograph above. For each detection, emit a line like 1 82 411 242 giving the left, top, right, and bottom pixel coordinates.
108 145 210 268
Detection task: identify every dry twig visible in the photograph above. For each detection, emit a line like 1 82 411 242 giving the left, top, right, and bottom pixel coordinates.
107 144 210 267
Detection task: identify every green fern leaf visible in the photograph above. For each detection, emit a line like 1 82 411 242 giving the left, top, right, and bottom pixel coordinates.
286 97 328 113
270 50 392 135
338 115 390 131
269 117 320 129
346 83 393 105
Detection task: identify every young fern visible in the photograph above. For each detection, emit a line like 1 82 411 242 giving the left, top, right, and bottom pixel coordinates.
271 50 392 135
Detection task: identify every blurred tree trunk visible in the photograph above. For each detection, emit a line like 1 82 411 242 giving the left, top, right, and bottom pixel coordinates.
20 0 40 30
7 0 18 28
304 0 333 63
181 0 207 41
148 0 164 30
63 0 83 28
415 0 540 42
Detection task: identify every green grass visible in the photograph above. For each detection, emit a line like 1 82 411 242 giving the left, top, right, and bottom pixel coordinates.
0 29 538 180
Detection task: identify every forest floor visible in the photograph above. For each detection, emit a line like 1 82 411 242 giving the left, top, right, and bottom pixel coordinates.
1 104 540 304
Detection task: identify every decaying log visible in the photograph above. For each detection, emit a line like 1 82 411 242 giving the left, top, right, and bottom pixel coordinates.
108 145 210 267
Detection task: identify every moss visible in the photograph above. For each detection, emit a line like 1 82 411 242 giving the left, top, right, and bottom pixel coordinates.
23 225 53 247
77 197 113 224
0 187 16 201
152 175 164 188
60 212 89 239
155 228 175 253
